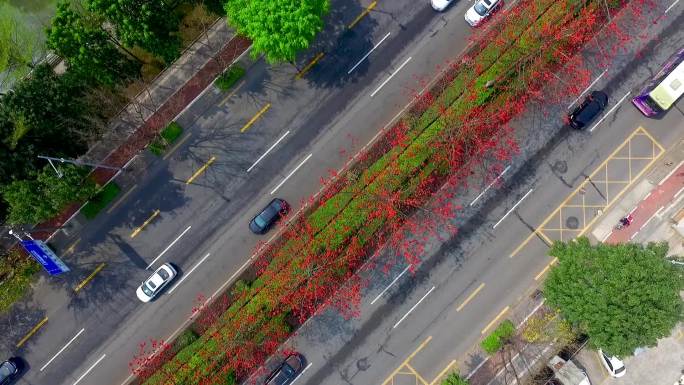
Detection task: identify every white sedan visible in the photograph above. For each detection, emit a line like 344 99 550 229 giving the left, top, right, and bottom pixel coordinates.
465 0 502 26
598 349 626 378
431 0 453 11
136 263 177 302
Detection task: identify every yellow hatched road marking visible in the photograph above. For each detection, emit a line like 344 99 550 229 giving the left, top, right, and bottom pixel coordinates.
381 336 432 385
131 209 160 238
510 126 664 257
16 317 48 347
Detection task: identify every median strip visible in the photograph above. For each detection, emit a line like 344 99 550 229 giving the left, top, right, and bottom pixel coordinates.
16 316 48 347
74 263 106 293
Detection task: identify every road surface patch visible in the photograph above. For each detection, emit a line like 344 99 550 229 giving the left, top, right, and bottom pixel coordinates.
74 263 106 293
296 53 325 80
240 104 271 133
186 156 217 184
348 1 378 29
131 209 160 238
16 316 48 347
510 126 664 257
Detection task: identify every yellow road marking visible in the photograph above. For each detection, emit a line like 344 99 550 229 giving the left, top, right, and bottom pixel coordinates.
131 209 160 238
295 53 325 80
405 364 429 385
240 104 271 133
429 360 458 385
348 1 377 29
163 133 192 160
510 127 663 257
456 282 485 312
534 257 558 281
481 306 510 335
219 80 246 106
106 185 137 214
16 317 48 347
186 156 216 184
74 263 106 293
65 238 80 255
381 336 432 385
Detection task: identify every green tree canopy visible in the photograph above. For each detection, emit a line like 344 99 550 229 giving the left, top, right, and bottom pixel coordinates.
224 0 329 64
2 164 96 225
0 3 43 89
544 238 684 357
47 1 138 87
87 0 180 63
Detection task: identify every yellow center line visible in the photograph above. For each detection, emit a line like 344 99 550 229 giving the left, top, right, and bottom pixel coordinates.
131 209 160 238
163 132 192 160
65 238 80 255
16 317 48 347
295 53 325 80
456 282 485 312
106 184 138 214
381 336 432 385
240 104 271 133
481 306 510 335
534 257 558 281
348 1 377 29
186 156 217 184
74 263 106 293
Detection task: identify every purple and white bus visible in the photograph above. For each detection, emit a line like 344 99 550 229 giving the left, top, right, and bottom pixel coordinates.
632 47 684 117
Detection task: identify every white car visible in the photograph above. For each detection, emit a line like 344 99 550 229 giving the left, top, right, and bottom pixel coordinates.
598 349 626 378
465 0 502 26
136 263 177 302
431 0 453 11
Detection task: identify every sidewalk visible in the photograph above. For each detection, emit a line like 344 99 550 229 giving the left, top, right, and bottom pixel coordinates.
32 20 251 241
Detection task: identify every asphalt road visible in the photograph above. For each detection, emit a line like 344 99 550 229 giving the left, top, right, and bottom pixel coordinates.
282 3 684 385
0 0 490 385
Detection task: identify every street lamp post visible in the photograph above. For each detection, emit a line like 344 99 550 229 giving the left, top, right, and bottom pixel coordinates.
38 155 122 178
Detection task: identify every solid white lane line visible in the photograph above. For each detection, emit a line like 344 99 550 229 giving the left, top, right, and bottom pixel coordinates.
270 153 313 194
371 57 412 98
567 70 608 109
291 362 313 384
393 285 435 329
146 225 192 269
168 253 211 293
665 0 680 13
589 91 631 132
348 32 391 74
492 188 534 229
40 328 85 371
247 131 291 172
72 354 106 385
370 265 411 305
470 165 511 206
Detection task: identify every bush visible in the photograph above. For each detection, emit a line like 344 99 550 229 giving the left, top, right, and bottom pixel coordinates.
0 250 40 313
481 319 515 355
214 66 245 91
149 121 184 156
82 182 121 219
442 372 469 385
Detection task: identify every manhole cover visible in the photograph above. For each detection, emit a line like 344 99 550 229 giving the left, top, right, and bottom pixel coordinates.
553 160 568 174
566 216 579 229
357 357 370 371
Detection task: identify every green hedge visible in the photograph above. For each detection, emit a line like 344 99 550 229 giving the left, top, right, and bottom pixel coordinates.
442 372 469 385
481 319 516 355
82 182 121 219
149 121 184 156
0 250 40 313
215 66 245 91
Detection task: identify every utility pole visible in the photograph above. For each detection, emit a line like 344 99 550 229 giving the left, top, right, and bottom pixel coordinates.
38 155 122 178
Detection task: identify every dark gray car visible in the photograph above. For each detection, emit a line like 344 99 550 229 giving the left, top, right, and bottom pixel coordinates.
249 198 289 234
568 90 609 129
265 354 304 385
0 358 20 385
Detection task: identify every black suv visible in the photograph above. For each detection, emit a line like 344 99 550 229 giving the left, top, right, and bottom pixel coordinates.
265 354 305 385
249 198 289 234
0 358 20 385
568 90 609 129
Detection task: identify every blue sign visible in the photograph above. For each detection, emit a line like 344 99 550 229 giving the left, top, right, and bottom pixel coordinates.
20 240 70 276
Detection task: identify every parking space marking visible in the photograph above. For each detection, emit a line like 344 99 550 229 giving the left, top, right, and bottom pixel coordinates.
74 263 106 292
511 126 664 257
16 317 48 347
186 156 216 184
241 104 271 133
348 1 377 29
296 53 325 80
